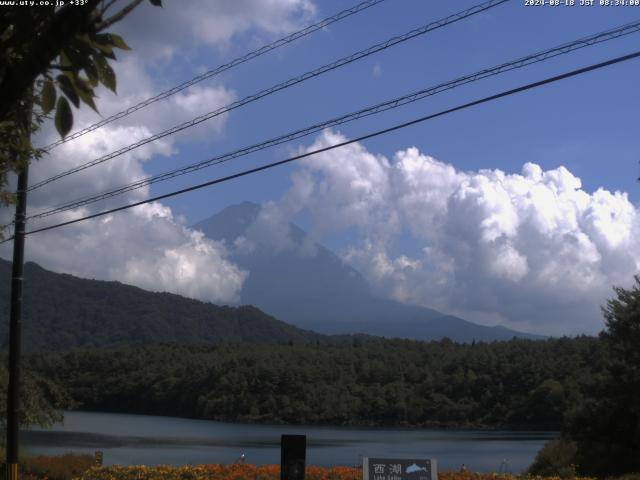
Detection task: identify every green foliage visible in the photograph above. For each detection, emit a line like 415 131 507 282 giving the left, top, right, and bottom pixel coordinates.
564 276 640 477
0 362 74 429
25 336 603 430
0 0 161 213
43 31 133 137
93 52 116 93
521 379 567 428
22 453 94 480
0 93 43 208
41 80 56 114
528 438 578 478
30 23 132 140
0 259 332 351
54 96 73 139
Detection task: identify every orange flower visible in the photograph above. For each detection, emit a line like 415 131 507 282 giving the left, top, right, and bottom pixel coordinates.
73 463 598 480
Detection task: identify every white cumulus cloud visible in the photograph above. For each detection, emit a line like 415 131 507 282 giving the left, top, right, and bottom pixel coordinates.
113 0 316 60
267 130 640 335
1 203 246 304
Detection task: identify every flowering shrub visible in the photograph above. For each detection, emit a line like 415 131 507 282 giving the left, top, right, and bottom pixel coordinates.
74 464 360 480
22 453 94 480
71 465 599 480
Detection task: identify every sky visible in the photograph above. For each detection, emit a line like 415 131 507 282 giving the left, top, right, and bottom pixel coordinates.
2 0 640 336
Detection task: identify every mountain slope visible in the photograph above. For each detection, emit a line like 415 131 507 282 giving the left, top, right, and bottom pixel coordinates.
193 202 543 342
0 259 332 351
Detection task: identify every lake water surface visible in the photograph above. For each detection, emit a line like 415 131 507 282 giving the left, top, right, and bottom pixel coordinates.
23 411 555 473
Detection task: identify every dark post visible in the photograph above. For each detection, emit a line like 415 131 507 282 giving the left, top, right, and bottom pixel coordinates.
5 165 29 480
281 434 306 480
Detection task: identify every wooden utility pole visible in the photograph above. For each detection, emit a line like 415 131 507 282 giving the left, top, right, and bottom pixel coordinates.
5 165 29 480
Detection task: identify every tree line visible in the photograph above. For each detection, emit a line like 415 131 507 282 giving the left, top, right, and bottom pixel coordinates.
23 336 602 430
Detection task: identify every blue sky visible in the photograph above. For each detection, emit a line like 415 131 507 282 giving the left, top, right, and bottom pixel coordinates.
3 0 640 336
148 0 640 225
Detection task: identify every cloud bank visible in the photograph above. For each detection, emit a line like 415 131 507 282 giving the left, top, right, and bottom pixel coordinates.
113 0 316 60
0 77 247 304
270 130 640 335
2 0 319 304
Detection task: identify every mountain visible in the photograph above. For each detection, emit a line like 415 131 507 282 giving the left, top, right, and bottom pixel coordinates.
0 203 541 349
193 202 543 342
0 258 339 351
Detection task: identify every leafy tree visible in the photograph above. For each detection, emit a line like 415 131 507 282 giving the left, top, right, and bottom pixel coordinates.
0 0 161 208
0 363 73 430
0 0 161 425
566 275 640 476
528 438 577 478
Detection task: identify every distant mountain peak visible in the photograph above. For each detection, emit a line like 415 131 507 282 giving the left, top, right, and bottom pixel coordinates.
193 202 544 342
210 201 260 221
226 200 260 214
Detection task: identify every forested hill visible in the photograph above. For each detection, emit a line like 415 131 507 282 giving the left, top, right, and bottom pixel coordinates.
0 259 338 350
28 336 603 430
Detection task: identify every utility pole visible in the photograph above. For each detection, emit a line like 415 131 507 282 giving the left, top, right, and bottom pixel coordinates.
5 164 29 480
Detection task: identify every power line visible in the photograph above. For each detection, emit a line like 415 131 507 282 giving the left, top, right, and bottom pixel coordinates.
7 49 638 242
28 0 509 192
40 0 388 151
26 19 640 221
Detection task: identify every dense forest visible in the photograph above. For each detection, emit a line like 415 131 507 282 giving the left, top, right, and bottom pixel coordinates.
0 259 343 350
25 336 603 430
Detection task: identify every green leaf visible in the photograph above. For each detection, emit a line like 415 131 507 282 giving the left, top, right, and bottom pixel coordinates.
76 34 107 57
64 43 92 67
93 54 116 93
60 50 72 68
74 77 98 112
74 33 93 46
91 35 116 59
57 75 79 108
93 33 130 51
97 46 117 60
78 92 98 112
83 59 99 87
92 33 112 46
59 50 77 80
108 33 130 51
41 80 56 115
55 97 73 138
1 25 15 42
65 40 100 87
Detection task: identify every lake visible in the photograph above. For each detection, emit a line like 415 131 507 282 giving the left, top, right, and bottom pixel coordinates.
23 411 555 473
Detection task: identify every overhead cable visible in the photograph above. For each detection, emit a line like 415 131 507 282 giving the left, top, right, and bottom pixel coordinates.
6 49 638 242
26 19 640 221
28 0 509 191
41 0 388 151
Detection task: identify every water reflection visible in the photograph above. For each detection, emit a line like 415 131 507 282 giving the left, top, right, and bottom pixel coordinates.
23 411 556 472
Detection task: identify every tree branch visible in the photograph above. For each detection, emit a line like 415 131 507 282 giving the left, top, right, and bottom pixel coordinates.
94 0 144 32
99 0 122 18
